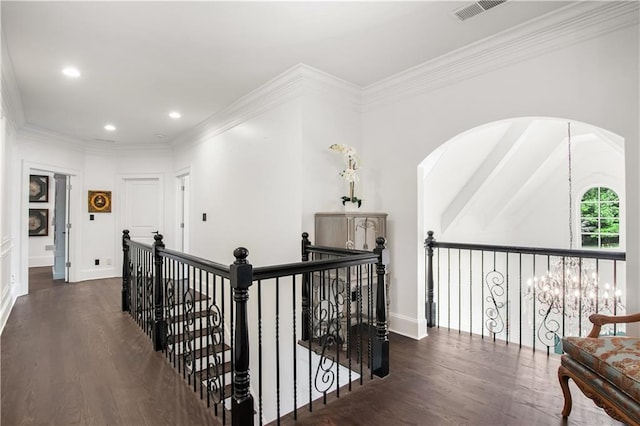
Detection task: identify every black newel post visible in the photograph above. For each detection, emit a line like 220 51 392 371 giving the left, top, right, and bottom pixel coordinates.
122 230 131 312
230 248 255 426
373 237 389 378
425 230 436 328
152 233 167 351
301 232 311 341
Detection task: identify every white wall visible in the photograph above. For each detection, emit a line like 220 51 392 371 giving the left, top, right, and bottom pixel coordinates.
0 106 18 331
300 90 362 241
363 24 639 338
174 100 303 266
14 133 174 294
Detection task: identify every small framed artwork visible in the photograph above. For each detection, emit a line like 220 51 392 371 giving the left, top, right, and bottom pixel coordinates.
88 190 112 213
29 175 49 202
28 209 49 237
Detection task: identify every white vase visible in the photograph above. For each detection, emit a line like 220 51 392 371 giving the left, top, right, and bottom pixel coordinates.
343 202 360 212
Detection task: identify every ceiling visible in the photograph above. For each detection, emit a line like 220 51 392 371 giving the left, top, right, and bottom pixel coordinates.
2 1 571 146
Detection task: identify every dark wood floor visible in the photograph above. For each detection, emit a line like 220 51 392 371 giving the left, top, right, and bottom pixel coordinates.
2 275 623 426
2 277 220 426
285 330 623 426
28 266 65 293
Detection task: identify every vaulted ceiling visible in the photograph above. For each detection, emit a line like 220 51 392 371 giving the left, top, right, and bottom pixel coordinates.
2 1 570 146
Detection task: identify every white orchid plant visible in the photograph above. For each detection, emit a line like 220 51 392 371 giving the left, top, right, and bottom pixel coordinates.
330 143 362 207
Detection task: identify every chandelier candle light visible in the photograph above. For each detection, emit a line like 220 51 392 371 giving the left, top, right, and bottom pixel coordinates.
330 144 362 208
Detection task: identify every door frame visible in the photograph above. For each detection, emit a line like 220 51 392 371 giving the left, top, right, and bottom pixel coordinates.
175 167 190 253
20 160 81 296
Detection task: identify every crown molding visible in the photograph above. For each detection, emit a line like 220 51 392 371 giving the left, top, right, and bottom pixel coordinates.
1 29 26 128
170 63 361 149
362 1 640 111
18 124 170 157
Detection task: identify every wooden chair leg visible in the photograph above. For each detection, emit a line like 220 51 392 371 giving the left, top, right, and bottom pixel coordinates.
558 365 573 418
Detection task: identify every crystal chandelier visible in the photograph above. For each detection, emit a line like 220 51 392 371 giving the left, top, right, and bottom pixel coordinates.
526 122 623 341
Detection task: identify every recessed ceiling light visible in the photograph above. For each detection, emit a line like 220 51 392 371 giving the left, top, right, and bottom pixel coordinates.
62 67 81 78
104 124 116 131
169 111 181 119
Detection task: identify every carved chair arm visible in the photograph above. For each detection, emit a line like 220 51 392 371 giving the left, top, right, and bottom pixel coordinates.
587 312 640 338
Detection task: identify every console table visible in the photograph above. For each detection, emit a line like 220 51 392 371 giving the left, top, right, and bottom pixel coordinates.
313 212 389 346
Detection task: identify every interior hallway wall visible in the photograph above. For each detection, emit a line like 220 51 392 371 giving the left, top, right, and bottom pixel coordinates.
362 24 639 338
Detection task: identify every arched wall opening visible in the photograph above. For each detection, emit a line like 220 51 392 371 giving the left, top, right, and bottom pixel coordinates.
417 117 626 337
419 117 625 250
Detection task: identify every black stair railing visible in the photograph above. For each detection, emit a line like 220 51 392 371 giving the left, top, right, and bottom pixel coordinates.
122 230 389 425
425 230 626 354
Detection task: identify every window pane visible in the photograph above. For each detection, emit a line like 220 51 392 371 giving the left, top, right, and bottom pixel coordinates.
600 235 620 248
600 202 619 218
581 234 599 247
581 218 598 233
600 187 619 202
581 202 597 217
582 188 598 201
599 219 619 234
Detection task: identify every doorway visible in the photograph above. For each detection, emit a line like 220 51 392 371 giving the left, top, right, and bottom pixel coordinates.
52 174 70 281
176 173 190 253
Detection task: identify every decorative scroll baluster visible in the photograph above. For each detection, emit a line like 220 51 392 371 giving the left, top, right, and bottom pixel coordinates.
485 268 506 339
153 234 167 351
230 248 254 426
372 237 389 378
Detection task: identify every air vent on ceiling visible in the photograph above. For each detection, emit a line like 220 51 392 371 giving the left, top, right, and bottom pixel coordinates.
94 138 116 143
453 0 507 22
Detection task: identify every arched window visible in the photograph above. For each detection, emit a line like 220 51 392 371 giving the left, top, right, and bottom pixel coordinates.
580 187 619 248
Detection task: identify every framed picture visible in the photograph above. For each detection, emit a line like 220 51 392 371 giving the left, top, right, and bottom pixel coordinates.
88 190 112 213
29 175 49 202
28 209 49 236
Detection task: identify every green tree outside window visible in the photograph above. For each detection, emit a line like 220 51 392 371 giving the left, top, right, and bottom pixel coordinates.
580 187 619 248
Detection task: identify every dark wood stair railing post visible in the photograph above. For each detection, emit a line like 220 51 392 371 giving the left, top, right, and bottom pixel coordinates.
230 247 255 426
425 230 436 328
152 233 167 351
373 237 389 378
122 229 131 312
301 232 311 341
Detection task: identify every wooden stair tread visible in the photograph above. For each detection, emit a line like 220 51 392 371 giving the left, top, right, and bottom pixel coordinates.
192 343 231 360
195 361 233 382
171 326 222 343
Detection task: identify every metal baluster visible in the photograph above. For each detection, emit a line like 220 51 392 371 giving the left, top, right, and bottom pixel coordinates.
519 254 522 349
258 280 263 424
448 248 451 331
458 249 461 334
506 253 509 345
276 276 281 421
292 274 297 421
481 250 484 339
613 260 618 335
437 247 441 329
469 249 472 336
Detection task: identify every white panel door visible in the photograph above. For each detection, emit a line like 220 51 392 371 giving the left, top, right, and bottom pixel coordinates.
124 178 161 245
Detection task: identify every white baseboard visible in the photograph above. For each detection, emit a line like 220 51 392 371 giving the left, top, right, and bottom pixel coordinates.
28 256 54 267
388 312 428 340
0 285 16 335
79 267 117 281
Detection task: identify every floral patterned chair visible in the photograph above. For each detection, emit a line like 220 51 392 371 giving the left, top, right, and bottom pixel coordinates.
559 313 640 425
